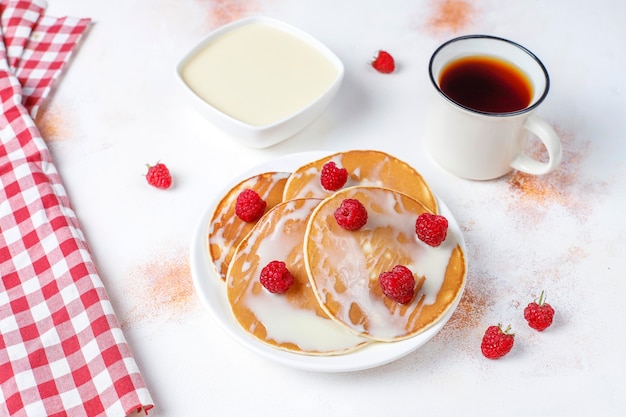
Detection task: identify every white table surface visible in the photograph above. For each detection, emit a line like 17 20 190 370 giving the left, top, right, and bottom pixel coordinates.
41 0 626 415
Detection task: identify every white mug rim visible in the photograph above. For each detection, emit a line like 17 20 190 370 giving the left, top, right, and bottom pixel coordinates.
428 34 550 118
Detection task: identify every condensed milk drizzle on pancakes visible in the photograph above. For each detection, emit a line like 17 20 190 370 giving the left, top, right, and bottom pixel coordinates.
292 154 386 197
208 172 289 280
305 186 463 341
227 198 369 354
243 287 370 351
282 150 438 213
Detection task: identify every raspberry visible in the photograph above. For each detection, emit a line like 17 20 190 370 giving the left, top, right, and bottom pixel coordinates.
378 265 415 304
415 212 448 247
145 162 172 189
371 50 395 74
259 260 295 294
524 291 555 331
235 189 267 222
481 324 515 359
320 161 348 191
334 198 368 230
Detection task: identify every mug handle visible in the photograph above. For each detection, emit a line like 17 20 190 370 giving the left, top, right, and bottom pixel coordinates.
510 114 563 175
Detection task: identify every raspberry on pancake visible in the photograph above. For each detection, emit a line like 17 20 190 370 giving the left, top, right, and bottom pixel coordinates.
208 171 290 280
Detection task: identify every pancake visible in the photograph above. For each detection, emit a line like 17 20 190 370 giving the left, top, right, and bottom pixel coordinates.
304 186 466 342
208 171 290 280
282 149 438 213
226 198 370 355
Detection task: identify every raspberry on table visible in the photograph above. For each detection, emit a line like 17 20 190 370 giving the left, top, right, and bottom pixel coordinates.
378 265 416 304
371 50 395 74
320 161 349 191
145 162 172 189
481 324 515 359
235 189 267 222
415 212 448 247
524 291 555 331
334 198 368 230
259 260 295 294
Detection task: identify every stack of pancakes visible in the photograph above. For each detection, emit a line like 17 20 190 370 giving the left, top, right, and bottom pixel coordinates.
207 150 466 356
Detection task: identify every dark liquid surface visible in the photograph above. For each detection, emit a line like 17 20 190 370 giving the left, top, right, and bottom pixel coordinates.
439 56 533 113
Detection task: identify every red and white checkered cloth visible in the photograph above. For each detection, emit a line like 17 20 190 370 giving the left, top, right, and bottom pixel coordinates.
0 1 154 416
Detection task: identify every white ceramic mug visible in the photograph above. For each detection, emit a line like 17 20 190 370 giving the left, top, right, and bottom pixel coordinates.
424 35 562 180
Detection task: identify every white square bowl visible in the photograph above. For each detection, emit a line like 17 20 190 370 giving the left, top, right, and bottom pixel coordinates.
176 16 344 148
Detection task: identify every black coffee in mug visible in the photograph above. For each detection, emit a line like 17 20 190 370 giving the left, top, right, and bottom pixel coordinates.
439 55 533 113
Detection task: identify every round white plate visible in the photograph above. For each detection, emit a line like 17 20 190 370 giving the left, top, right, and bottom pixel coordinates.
190 151 467 372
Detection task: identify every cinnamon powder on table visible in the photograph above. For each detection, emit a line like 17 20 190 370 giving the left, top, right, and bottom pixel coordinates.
507 125 604 221
440 283 488 334
201 0 260 29
121 250 199 328
424 0 475 34
35 103 72 142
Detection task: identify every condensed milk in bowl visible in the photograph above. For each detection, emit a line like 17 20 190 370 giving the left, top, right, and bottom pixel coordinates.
176 16 344 148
